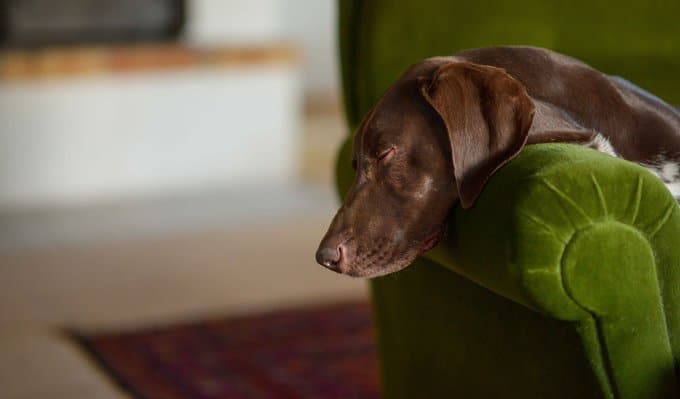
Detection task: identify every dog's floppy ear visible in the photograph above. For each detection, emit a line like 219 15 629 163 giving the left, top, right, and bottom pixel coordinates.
421 62 535 208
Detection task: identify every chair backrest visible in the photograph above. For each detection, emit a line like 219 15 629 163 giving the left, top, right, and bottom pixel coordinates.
340 0 680 130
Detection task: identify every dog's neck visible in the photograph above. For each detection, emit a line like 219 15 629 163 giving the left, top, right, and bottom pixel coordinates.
528 99 585 134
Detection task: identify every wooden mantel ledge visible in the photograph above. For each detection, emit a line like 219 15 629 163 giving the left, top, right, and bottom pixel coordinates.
0 43 299 81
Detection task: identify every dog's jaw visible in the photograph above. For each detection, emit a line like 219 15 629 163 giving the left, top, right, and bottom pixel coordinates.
419 227 445 253
347 251 421 278
343 227 446 278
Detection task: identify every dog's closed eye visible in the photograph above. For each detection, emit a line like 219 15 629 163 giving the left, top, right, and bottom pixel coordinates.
377 147 396 163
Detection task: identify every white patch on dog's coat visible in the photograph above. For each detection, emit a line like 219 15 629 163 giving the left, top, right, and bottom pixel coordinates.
588 133 618 157
655 162 680 200
660 162 679 183
588 133 679 202
414 176 434 199
666 181 680 199
642 159 680 201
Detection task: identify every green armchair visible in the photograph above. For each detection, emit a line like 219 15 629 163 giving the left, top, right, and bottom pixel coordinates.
336 1 680 398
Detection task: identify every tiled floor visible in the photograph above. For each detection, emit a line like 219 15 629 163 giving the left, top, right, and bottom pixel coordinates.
0 111 364 399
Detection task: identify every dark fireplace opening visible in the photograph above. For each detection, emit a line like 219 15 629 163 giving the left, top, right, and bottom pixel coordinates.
0 0 186 48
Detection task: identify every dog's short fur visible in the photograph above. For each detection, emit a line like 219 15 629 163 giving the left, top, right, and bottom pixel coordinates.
316 46 680 278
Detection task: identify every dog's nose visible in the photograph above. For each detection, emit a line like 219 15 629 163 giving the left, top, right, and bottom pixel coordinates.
315 243 344 272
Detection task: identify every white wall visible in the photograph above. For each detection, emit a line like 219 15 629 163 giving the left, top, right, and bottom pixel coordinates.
279 0 340 96
185 0 283 45
185 0 339 96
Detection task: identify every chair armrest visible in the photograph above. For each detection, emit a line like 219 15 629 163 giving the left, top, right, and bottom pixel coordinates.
422 144 678 316
336 140 680 397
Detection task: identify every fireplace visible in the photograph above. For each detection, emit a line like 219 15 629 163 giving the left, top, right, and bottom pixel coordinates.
0 0 185 47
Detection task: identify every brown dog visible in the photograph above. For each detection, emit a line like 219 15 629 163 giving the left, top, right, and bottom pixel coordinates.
316 46 680 278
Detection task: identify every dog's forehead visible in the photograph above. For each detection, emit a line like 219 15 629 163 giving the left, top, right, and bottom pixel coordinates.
352 65 442 158
356 107 406 153
359 105 433 159
353 124 385 158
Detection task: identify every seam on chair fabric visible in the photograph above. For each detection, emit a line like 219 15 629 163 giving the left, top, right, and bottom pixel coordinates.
554 219 672 399
520 211 570 245
358 0 377 122
645 201 676 238
590 173 609 217
520 177 616 393
340 0 364 127
542 180 593 227
519 156 677 396
528 169 668 397
629 175 643 225
556 226 617 398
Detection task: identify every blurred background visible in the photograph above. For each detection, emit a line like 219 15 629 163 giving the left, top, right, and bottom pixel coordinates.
0 1 366 398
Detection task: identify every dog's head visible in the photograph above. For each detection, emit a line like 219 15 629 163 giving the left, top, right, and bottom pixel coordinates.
316 59 535 277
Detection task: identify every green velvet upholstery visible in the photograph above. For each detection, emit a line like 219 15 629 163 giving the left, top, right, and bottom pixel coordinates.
337 1 680 398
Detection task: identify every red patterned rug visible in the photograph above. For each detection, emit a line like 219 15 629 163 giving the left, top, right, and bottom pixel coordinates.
74 302 380 399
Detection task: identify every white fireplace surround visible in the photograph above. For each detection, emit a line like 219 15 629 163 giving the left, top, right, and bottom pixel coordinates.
0 0 342 211
0 64 301 210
